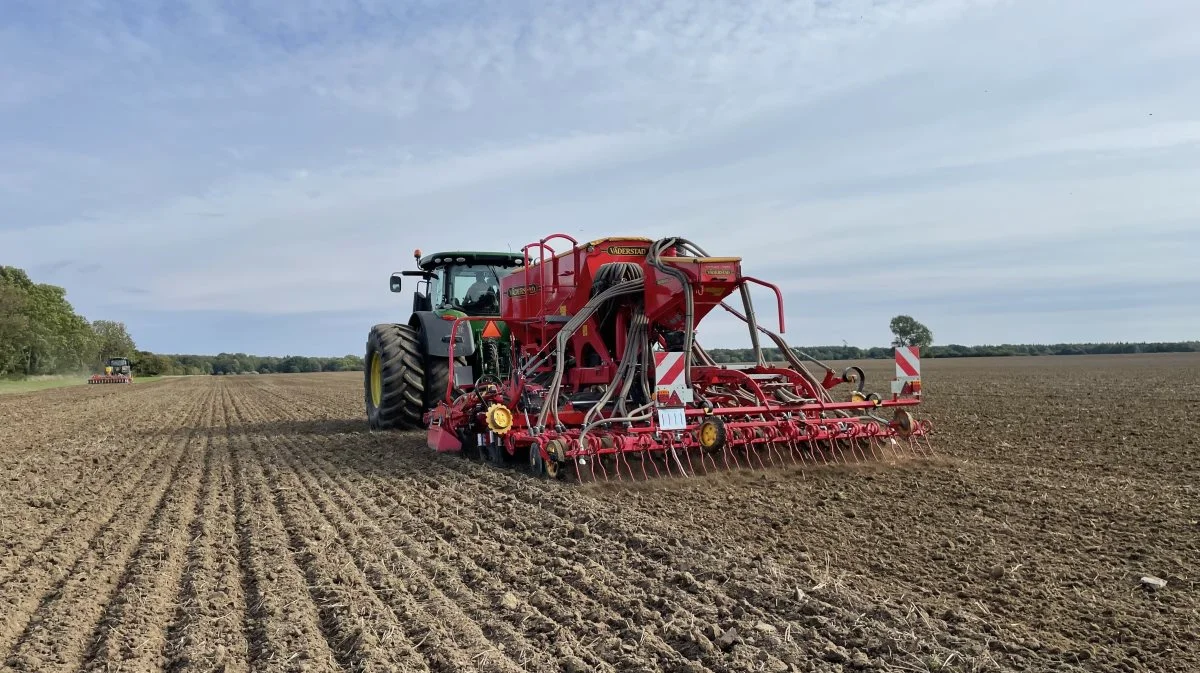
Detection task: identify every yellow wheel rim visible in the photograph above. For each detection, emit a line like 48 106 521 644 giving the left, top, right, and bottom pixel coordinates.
369 352 382 407
486 403 513 433
699 422 718 447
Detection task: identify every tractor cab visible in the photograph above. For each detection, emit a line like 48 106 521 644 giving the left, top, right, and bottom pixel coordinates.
390 249 525 318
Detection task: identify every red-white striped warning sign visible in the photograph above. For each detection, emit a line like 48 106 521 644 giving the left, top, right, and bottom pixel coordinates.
654 352 686 389
895 346 920 379
654 351 692 406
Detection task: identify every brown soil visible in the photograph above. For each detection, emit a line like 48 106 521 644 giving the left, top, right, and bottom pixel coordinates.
0 353 1195 672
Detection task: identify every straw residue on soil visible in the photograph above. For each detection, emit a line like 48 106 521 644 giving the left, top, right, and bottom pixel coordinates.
0 353 1195 672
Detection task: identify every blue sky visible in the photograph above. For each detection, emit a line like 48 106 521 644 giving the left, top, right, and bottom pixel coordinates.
2 0 1198 356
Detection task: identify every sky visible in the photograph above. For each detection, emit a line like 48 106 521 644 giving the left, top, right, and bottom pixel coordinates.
2 0 1198 356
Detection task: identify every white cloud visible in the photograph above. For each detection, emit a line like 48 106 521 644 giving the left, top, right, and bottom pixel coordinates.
2 0 1199 352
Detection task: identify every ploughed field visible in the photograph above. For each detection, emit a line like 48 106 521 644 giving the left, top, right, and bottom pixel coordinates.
0 354 1195 672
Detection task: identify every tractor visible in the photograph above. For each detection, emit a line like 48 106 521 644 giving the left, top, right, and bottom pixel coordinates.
89 357 133 384
364 248 525 430
366 234 932 482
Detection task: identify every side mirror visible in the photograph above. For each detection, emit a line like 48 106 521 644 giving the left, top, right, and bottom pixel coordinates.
389 273 403 293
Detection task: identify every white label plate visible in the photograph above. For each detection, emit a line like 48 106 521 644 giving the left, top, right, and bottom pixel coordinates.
657 407 687 431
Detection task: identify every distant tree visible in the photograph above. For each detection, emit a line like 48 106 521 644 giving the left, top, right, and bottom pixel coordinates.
0 284 29 374
0 266 97 376
91 320 137 362
889 315 933 348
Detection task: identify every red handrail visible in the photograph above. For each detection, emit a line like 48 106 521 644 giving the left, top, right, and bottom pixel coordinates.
519 233 581 346
739 276 786 334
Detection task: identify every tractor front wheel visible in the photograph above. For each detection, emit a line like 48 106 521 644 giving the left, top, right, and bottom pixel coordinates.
364 323 426 430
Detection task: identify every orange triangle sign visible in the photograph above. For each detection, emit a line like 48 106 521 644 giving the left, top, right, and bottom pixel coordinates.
482 321 502 339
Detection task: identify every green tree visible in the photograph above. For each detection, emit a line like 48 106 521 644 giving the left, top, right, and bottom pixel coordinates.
0 284 30 375
0 266 98 376
889 315 933 348
92 320 137 362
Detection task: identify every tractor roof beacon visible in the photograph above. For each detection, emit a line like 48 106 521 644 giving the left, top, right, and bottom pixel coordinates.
364 248 525 431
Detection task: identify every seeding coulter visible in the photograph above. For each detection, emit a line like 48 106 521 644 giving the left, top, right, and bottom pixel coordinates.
367 234 931 481
89 357 133 384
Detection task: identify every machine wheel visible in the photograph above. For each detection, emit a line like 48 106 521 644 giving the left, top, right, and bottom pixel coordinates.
697 417 727 453
543 439 567 480
529 441 545 476
364 324 426 431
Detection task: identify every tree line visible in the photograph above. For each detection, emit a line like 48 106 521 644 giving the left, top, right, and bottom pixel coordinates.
0 265 363 379
1 266 138 377
137 352 364 376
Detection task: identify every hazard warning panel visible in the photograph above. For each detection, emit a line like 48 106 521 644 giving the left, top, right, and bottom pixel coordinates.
891 346 922 397
653 351 692 407
895 345 921 379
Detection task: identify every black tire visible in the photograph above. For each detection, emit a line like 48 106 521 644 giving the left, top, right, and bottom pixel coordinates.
417 324 467 412
423 352 456 411
364 323 426 430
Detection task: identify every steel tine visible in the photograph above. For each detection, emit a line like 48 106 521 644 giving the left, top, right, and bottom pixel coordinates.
684 447 699 476
812 440 830 466
785 439 800 465
852 437 870 462
765 440 785 467
645 450 658 479
851 437 868 463
867 435 886 461
822 437 840 464
723 445 739 471
618 451 636 481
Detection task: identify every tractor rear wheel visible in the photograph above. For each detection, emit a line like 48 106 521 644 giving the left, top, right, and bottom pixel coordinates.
423 352 457 411
416 323 467 412
364 323 426 430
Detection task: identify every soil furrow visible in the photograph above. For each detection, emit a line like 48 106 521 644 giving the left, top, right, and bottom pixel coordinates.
242 378 970 668
234 382 532 672
227 387 432 672
241 382 625 671
358 454 722 672
293 444 629 673
245 381 725 670
456 462 947 669
162 383 252 672
273 442 561 672
1 386 212 672
224 382 347 673
0 386 210 660
77 386 218 671
364 441 958 671
0 384 196 586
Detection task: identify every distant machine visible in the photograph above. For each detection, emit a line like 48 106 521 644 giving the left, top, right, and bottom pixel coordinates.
89 357 133 384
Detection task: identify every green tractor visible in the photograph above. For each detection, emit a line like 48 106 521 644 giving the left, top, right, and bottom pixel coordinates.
364 248 524 430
